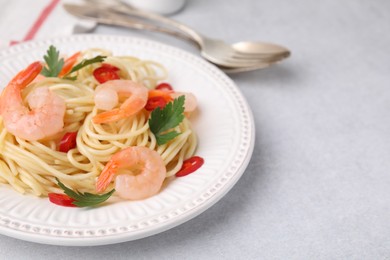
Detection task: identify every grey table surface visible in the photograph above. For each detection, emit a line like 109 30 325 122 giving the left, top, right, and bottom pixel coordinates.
1 0 390 259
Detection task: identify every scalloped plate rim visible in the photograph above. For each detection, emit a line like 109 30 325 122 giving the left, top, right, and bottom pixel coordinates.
0 34 255 246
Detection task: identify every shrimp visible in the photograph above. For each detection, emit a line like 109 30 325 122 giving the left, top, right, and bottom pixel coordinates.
148 89 198 113
0 62 66 141
96 146 166 200
171 92 197 113
93 80 148 124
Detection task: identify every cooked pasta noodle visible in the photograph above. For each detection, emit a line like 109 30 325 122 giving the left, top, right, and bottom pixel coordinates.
0 48 197 197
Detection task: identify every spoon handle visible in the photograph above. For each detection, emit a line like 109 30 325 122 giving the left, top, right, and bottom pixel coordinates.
84 0 205 47
74 6 199 47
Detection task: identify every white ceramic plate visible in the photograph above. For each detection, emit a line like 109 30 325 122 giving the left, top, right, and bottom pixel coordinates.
0 35 255 246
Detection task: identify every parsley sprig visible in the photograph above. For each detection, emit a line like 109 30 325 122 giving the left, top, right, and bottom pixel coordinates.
41 45 64 77
149 96 185 145
56 178 115 207
63 55 106 79
40 45 106 79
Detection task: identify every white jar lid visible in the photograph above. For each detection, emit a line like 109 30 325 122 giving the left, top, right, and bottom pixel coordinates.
123 0 187 15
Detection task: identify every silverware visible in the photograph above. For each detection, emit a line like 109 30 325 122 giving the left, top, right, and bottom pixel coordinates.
64 4 197 45
86 1 290 65
64 3 290 69
82 0 290 62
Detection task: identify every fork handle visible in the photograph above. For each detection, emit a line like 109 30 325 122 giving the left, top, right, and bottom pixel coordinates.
99 11 199 47
105 3 205 48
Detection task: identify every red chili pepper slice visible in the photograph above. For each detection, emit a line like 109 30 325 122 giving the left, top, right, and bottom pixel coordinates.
93 64 120 83
155 82 173 91
145 96 168 111
176 156 204 177
59 132 78 153
48 193 76 207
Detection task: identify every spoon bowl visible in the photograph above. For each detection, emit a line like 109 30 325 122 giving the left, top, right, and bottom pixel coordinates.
219 51 289 74
232 41 291 63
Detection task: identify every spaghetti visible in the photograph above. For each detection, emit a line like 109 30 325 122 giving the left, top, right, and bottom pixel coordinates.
0 48 198 199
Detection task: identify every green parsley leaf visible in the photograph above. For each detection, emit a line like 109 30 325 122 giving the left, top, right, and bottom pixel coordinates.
56 178 115 207
41 45 64 77
63 55 106 79
149 96 185 145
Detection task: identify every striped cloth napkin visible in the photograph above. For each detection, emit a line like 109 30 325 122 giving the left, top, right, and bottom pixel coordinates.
0 0 96 49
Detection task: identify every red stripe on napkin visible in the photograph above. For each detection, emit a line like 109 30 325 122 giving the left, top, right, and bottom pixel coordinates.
10 40 20 46
23 0 61 41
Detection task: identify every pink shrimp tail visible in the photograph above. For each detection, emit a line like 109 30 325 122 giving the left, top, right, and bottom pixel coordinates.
0 61 42 114
92 109 125 124
92 98 146 124
13 62 43 87
96 160 117 192
58 52 80 77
